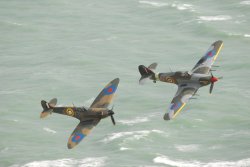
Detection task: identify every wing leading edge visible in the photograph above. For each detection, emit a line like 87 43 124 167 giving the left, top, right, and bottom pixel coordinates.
90 78 119 109
164 84 199 120
191 40 223 74
67 78 119 149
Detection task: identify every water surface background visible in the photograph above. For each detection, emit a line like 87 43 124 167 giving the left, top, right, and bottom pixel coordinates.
1 0 250 166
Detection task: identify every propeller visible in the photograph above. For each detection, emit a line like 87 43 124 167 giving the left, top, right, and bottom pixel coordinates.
111 114 116 125
209 82 214 94
109 106 116 125
209 72 223 94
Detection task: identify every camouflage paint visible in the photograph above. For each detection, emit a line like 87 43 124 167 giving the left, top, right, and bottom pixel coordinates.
40 78 119 149
139 40 223 120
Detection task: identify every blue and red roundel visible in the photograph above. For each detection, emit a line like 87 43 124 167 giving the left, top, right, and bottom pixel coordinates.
72 133 85 142
103 85 117 95
205 49 216 59
170 102 182 110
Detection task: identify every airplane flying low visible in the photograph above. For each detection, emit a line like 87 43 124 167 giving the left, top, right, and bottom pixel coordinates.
138 40 223 121
40 78 119 149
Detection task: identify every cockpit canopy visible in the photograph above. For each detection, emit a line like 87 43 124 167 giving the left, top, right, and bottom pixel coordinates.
175 71 190 77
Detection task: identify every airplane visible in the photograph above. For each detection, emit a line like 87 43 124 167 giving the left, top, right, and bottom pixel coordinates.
40 78 119 149
138 40 223 121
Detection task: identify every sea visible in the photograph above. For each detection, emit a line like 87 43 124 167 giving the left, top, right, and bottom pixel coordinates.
1 0 250 167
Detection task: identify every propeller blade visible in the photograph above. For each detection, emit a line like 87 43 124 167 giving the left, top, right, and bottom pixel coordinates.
212 65 220 68
209 83 214 94
111 115 116 125
210 71 214 77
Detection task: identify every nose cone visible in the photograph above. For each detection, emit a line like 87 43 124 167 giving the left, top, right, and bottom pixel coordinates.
210 76 218 83
109 110 114 115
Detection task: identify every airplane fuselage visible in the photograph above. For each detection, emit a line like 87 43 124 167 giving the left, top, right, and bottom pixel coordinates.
154 71 212 87
52 107 112 121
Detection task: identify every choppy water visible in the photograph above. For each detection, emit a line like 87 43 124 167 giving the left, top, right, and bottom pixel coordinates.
1 0 250 167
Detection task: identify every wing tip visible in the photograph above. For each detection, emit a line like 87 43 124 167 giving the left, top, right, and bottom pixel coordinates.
67 143 74 149
214 40 223 48
214 40 223 44
163 113 172 121
112 78 120 84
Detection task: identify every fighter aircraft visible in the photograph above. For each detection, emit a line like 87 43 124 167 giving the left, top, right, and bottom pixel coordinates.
138 40 223 121
40 78 119 149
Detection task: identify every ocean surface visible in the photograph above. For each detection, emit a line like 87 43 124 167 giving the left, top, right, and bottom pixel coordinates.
1 0 250 167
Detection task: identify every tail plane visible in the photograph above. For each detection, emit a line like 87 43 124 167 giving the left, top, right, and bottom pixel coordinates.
40 98 57 118
138 63 157 85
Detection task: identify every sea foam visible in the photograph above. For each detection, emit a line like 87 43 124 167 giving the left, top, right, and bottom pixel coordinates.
154 155 250 167
240 1 250 5
171 3 195 11
198 15 232 21
43 127 57 134
244 34 250 37
139 1 168 7
117 116 149 125
14 157 107 167
175 144 200 152
139 1 195 12
101 130 165 143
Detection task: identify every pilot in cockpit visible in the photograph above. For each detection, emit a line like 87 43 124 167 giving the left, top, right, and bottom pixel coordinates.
177 71 191 78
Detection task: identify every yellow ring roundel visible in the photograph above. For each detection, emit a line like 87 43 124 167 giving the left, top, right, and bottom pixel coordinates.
166 77 174 83
65 108 74 116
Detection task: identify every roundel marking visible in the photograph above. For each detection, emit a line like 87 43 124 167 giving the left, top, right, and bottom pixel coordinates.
166 77 174 83
170 102 182 110
108 87 113 93
104 85 117 95
72 133 85 142
65 108 74 116
206 50 216 59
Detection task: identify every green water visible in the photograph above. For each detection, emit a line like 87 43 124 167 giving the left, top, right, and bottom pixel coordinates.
1 0 250 166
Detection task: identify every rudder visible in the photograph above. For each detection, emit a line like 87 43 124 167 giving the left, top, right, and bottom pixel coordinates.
138 64 156 85
40 98 57 118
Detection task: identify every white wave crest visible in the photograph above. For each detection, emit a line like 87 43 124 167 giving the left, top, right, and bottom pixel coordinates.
244 34 250 37
4 21 23 26
118 117 149 125
43 127 57 134
175 144 200 152
228 33 242 37
139 1 195 12
101 130 164 142
227 33 250 38
209 145 222 150
198 15 232 21
194 119 204 122
172 3 195 11
17 157 106 167
0 89 24 95
240 1 250 5
139 1 168 7
120 147 131 151
154 155 250 167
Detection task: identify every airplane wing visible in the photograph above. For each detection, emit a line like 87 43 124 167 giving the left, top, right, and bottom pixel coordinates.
164 84 200 120
191 40 223 74
67 119 100 149
90 78 119 109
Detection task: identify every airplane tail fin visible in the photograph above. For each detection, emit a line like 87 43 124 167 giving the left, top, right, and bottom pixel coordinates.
138 63 157 85
40 98 57 118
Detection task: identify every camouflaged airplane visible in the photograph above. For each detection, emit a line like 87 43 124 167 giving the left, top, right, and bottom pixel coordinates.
138 40 223 121
40 78 119 149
